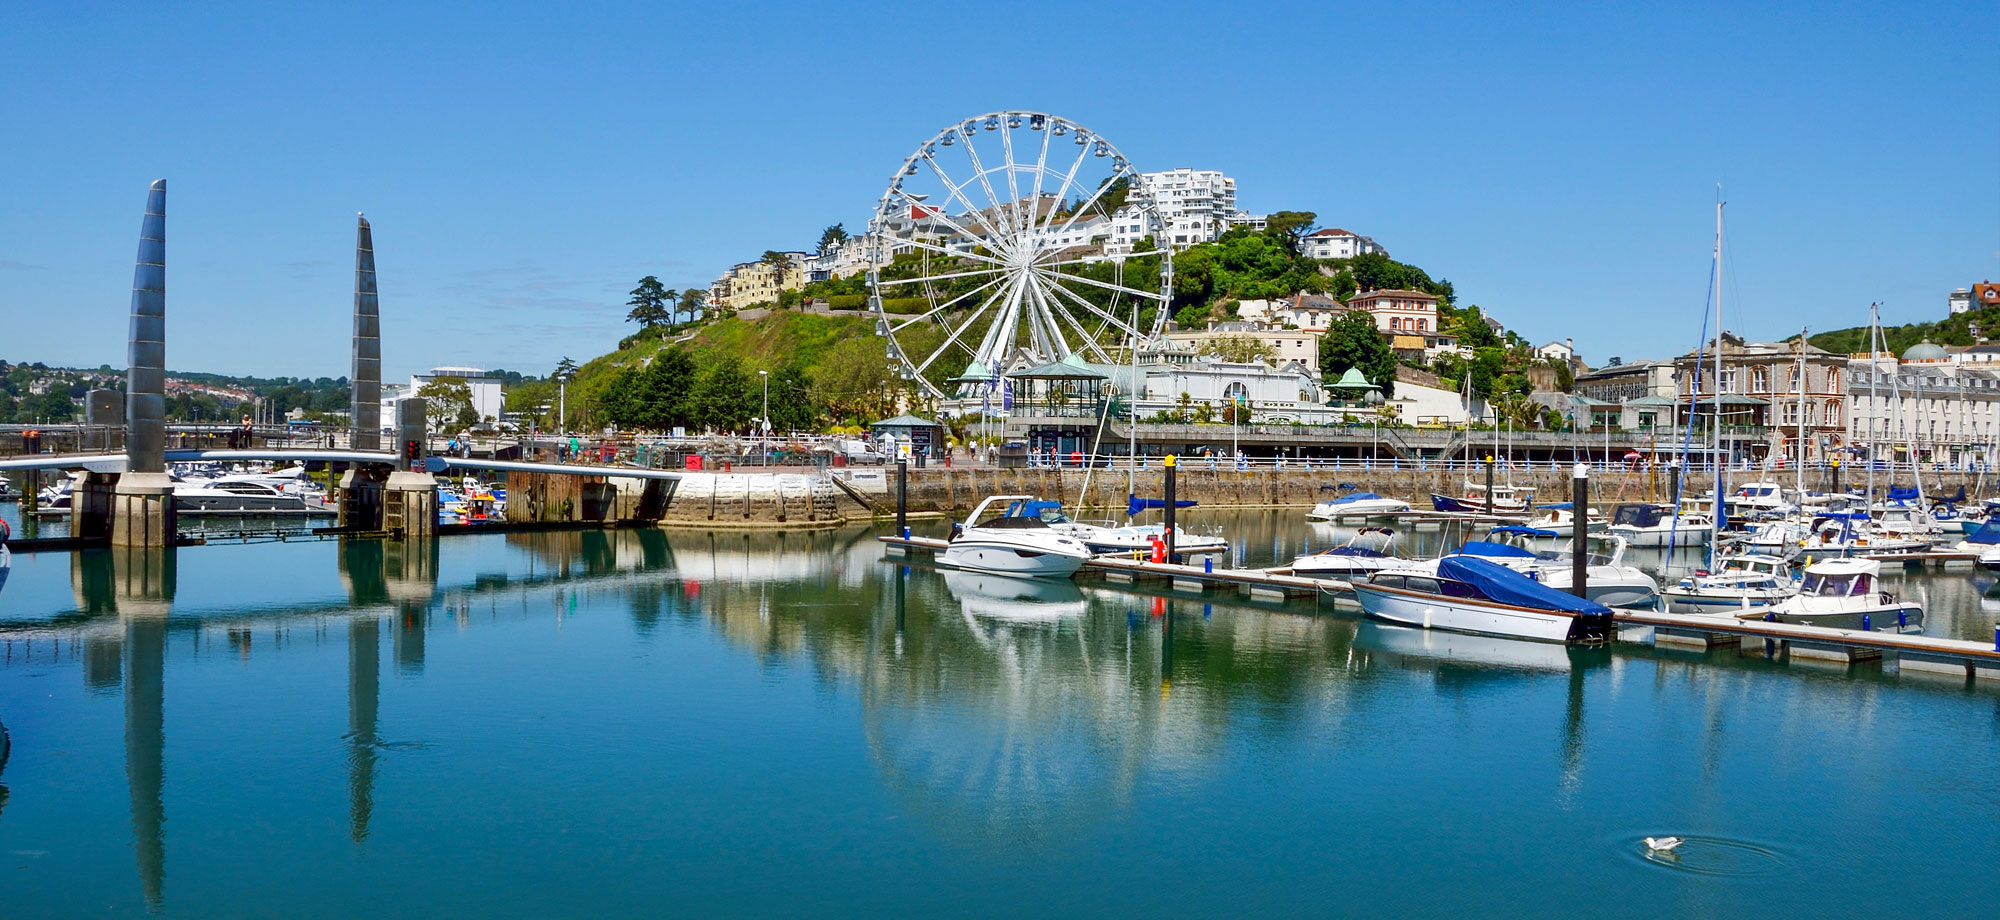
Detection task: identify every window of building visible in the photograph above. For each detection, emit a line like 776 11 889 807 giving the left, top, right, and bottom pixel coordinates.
1720 369 1738 392
1752 367 1769 392
1827 367 1841 392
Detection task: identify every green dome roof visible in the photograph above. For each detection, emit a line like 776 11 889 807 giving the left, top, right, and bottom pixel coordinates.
1903 340 1947 361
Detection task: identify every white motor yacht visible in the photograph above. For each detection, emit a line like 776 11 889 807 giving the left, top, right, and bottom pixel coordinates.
1289 527 1413 579
1662 553 1798 612
1308 490 1412 520
1348 554 1616 644
1455 526 1660 609
1605 502 1713 547
172 479 314 513
1747 558 1922 632
941 495 1091 578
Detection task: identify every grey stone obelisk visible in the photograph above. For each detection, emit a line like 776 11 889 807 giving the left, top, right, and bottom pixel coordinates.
113 180 176 547
351 214 381 450
339 214 390 529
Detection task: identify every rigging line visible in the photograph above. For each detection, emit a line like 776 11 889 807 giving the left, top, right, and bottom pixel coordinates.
1668 233 1720 573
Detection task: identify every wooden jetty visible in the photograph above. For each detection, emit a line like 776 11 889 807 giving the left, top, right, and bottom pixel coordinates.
879 534 2000 681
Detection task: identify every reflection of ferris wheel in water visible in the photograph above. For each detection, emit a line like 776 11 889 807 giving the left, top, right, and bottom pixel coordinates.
867 111 1172 399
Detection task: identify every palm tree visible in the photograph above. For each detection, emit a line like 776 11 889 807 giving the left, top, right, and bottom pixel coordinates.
760 250 793 309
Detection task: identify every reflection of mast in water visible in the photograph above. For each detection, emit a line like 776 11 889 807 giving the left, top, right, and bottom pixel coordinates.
347 617 380 842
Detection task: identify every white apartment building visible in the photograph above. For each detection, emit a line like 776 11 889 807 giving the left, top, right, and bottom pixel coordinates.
1950 288 1973 315
1849 343 2000 467
1300 228 1387 260
1161 321 1323 376
385 366 504 430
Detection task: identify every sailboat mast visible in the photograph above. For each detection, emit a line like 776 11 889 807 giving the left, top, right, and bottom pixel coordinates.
1709 200 1725 569
1796 326 1808 499
1867 302 1881 505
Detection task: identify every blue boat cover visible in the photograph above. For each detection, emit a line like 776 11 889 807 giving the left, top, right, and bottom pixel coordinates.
1967 519 2000 545
1887 486 1920 502
1490 525 1562 538
1127 496 1199 516
1455 540 1536 558
1437 555 1612 616
1328 492 1386 504
1536 502 1574 510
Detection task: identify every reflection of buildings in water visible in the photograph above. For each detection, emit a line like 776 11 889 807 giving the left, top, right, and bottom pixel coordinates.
850 569 1332 852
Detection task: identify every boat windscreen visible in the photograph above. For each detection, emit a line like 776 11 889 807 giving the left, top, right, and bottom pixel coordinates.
1456 540 1537 559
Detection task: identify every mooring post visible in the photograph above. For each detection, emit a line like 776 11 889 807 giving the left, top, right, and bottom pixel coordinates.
1571 463 1589 599
1831 459 1842 495
1484 456 1494 516
1163 454 1178 561
896 457 908 539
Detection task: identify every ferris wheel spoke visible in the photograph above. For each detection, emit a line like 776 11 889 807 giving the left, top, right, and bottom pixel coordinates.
886 274 1008 333
1027 274 1088 360
998 125 1025 240
1039 268 1165 301
966 281 1030 371
1036 143 1092 239
875 264 1007 287
915 287 1009 377
1023 121 1054 238
1023 276 1068 360
918 156 1013 253
955 131 1018 243
1045 164 1131 242
887 233 1009 269
1042 274 1144 340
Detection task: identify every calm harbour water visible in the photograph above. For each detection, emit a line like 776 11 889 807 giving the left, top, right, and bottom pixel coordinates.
1 509 1997 918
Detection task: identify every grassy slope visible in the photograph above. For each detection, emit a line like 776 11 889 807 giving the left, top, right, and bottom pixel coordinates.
571 311 878 391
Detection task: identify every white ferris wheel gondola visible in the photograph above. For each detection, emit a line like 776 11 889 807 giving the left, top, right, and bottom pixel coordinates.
865 111 1173 400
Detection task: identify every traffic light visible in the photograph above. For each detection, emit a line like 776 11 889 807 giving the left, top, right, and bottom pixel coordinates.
404 439 421 462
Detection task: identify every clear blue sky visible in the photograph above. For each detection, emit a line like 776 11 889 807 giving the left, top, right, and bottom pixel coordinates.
2 1 1993 380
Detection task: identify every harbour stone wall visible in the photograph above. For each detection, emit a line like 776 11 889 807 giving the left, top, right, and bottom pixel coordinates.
502 465 1989 527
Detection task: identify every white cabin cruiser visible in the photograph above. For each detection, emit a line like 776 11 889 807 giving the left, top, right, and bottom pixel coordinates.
1794 515 1930 558
941 495 1091 578
1308 490 1412 520
1725 481 1792 517
1349 554 1615 644
1661 553 1798 612
1748 558 1922 632
172 479 316 513
1454 527 1660 609
1525 503 1606 533
1952 519 2000 572
1605 502 1714 547
1289 528 1413 579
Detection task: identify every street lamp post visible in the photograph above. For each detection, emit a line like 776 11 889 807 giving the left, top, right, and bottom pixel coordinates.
759 370 770 467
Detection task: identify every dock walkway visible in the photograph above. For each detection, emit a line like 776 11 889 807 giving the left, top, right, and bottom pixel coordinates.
878 534 2000 681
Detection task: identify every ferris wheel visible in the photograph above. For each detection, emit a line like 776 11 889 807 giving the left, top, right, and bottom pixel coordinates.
866 111 1172 399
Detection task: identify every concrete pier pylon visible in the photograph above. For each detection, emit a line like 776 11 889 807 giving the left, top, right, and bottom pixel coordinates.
114 179 176 547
